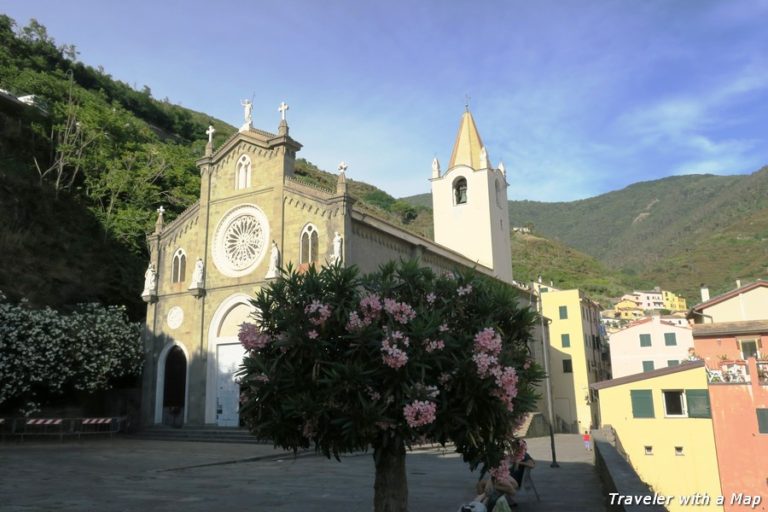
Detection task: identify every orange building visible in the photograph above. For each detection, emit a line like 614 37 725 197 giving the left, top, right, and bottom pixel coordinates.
689 283 768 511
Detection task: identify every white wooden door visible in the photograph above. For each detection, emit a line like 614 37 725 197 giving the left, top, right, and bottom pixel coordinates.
216 343 245 427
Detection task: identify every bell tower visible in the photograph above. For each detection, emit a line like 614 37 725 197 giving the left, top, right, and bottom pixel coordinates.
430 110 513 283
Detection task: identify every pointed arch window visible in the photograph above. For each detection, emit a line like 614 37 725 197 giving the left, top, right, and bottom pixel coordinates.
235 154 252 190
453 177 468 205
495 178 504 208
172 248 187 283
300 224 319 264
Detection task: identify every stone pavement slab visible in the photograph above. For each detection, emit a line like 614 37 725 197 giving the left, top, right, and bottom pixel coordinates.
0 434 606 511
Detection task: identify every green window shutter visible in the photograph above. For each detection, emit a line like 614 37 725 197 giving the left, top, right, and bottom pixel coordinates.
642 361 655 372
667 360 679 367
664 332 677 346
686 390 711 419
757 409 768 434
631 390 654 418
559 306 568 319
640 334 651 347
561 333 571 348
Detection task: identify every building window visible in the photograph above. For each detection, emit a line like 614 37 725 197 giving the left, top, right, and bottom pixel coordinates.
739 339 760 359
675 446 684 456
664 332 677 346
561 333 571 348
757 409 768 434
495 178 504 208
644 445 653 455
631 390 654 418
235 154 252 190
300 224 319 264
453 177 468 205
686 390 711 418
667 360 679 367
559 306 568 319
642 361 655 372
562 359 573 373
639 334 651 347
663 390 686 417
171 248 186 283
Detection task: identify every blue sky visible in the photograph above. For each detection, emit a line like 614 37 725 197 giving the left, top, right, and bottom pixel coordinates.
3 1 768 201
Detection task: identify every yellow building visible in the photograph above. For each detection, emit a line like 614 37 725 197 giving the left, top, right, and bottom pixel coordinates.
593 361 722 512
534 283 608 433
614 298 644 320
662 290 688 312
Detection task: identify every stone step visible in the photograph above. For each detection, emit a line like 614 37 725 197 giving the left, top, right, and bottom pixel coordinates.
130 426 269 444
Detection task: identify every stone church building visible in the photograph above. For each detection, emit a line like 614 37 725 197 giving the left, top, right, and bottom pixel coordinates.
141 104 520 428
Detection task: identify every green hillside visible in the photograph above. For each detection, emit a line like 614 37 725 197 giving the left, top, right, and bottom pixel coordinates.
404 168 768 303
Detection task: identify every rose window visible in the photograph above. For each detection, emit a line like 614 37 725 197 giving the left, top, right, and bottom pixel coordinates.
224 215 263 270
213 204 270 277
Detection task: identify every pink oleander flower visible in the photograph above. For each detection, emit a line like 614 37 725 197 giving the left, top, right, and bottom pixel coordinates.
366 386 381 401
438 323 449 333
489 456 513 485
346 311 365 331
382 341 408 369
474 327 502 356
305 300 332 326
472 352 498 378
426 292 436 304
360 293 383 320
403 400 437 428
308 329 319 340
239 323 272 351
523 359 532 370
424 339 445 353
383 298 417 324
457 284 473 296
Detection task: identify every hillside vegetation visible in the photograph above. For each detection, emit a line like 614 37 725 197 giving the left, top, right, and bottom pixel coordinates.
405 168 768 303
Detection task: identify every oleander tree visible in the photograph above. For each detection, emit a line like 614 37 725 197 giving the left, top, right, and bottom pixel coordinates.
0 293 142 415
238 260 544 512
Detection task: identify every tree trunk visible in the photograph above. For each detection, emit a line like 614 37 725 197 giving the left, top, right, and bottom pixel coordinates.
373 436 408 512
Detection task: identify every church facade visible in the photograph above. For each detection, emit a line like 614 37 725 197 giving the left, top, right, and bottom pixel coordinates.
140 104 525 428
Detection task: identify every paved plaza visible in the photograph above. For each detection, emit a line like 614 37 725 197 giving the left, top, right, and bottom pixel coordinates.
0 434 606 511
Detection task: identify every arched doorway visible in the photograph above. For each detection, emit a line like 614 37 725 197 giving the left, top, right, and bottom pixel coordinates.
162 346 187 427
206 294 257 426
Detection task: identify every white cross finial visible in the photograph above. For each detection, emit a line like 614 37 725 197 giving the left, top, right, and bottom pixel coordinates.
278 101 289 121
205 125 215 143
157 205 165 215
338 161 348 174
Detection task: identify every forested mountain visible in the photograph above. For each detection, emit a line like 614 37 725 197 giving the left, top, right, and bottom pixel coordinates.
405 168 768 303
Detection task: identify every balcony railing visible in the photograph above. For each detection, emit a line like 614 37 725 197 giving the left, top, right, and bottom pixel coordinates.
706 359 768 385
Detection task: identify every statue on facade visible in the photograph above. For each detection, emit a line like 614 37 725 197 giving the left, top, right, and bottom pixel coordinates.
331 232 343 264
241 99 253 129
142 263 157 296
265 240 280 279
189 258 204 289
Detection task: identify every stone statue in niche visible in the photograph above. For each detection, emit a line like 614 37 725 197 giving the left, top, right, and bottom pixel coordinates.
189 258 204 289
142 263 157 296
265 241 280 279
331 232 343 264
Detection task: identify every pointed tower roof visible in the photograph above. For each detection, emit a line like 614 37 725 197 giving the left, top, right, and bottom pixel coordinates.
448 110 486 170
